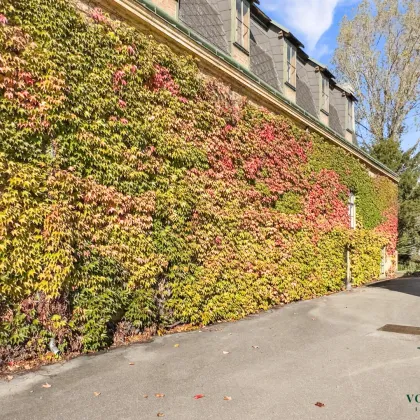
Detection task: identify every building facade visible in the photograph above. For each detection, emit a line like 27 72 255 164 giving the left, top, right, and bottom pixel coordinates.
0 0 400 359
78 0 398 276
147 0 358 143
83 0 397 181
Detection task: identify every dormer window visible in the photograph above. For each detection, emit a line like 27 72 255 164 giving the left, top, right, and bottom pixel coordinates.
285 41 296 87
347 97 354 132
321 75 329 113
235 0 250 51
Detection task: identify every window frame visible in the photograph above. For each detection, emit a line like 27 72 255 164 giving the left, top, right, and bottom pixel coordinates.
234 0 250 51
349 192 356 229
347 97 354 132
285 40 297 88
321 74 329 113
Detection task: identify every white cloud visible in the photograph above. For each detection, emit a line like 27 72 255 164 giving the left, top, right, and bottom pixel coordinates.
262 0 352 53
312 43 333 61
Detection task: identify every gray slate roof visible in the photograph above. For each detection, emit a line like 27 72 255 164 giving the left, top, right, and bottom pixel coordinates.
296 77 317 118
179 0 229 53
250 39 279 90
329 104 344 137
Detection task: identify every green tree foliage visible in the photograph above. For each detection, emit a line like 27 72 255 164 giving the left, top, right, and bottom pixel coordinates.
370 138 420 258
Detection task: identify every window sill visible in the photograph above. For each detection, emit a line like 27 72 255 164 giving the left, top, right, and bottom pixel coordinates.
233 42 250 56
285 81 296 91
320 108 329 116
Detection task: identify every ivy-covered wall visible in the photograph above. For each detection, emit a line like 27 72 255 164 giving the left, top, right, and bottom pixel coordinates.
0 0 397 363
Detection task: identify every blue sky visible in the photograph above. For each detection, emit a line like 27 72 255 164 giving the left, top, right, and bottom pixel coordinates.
259 0 419 151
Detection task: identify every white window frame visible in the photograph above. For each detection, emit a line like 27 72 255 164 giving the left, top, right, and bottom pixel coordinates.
349 192 356 229
234 0 250 51
321 75 329 113
347 98 354 132
285 41 296 87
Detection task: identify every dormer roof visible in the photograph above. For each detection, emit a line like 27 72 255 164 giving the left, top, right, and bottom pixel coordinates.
336 82 358 102
308 57 335 80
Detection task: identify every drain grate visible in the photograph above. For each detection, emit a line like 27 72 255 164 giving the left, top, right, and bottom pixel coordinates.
378 324 420 335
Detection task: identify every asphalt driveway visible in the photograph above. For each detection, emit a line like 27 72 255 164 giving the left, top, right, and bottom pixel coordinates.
2 276 420 420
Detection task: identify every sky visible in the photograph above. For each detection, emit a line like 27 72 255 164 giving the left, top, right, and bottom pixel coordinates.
259 0 419 151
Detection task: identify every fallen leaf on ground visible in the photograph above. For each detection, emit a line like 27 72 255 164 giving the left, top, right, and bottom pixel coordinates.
174 344 179 348
223 396 232 400
222 351 230 354
6 375 13 381
93 392 101 397
252 346 259 349
42 383 51 388
129 362 135 365
155 393 165 398
194 394 205 399
157 413 165 417
315 402 325 407
143 394 148 398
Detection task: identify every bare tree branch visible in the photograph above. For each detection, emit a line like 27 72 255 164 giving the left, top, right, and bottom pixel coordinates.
333 0 420 146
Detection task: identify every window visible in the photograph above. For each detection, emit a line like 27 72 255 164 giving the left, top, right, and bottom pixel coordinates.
380 247 386 275
285 41 296 87
321 75 329 112
347 98 354 132
349 192 356 229
235 0 250 51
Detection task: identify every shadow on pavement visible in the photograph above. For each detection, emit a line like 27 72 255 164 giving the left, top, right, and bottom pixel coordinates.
368 275 420 298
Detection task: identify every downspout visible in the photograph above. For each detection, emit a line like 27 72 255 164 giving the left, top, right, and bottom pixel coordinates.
346 246 352 291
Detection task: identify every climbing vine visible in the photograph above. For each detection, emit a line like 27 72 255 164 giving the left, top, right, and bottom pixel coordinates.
0 0 398 364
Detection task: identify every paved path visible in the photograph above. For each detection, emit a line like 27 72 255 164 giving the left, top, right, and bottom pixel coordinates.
2 277 420 420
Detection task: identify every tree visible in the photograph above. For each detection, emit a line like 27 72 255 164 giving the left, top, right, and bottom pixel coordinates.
333 0 420 259
333 0 420 147
371 138 420 257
